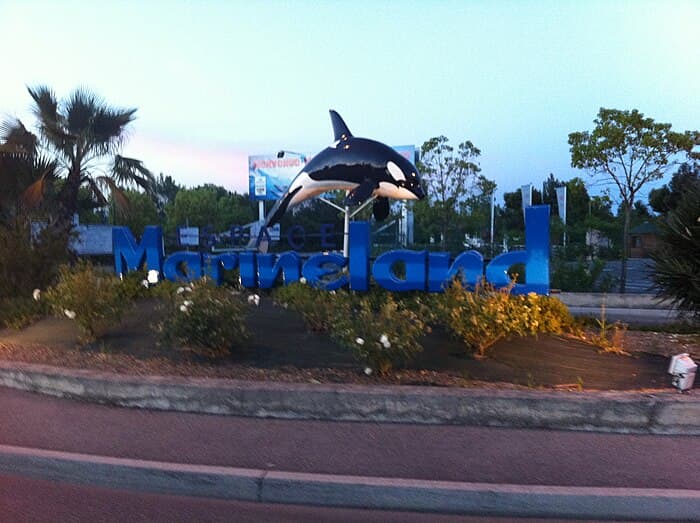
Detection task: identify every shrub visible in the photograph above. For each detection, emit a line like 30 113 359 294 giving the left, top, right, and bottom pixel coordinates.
436 279 576 358
156 278 250 358
551 257 608 292
0 220 69 301
44 261 130 343
0 295 49 329
332 290 428 375
652 182 700 316
272 280 348 332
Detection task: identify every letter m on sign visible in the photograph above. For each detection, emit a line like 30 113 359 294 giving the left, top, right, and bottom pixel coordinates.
113 226 164 276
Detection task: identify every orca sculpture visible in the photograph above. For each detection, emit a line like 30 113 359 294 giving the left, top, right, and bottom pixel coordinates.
264 110 425 227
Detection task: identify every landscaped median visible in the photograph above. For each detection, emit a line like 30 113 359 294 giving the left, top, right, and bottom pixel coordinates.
0 359 698 435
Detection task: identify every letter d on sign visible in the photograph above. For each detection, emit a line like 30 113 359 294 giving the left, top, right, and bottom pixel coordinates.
485 205 550 295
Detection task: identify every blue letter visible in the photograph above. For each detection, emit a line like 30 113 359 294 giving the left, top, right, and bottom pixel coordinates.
348 221 370 291
286 225 305 251
163 252 202 282
373 250 427 291
428 251 484 292
238 252 257 288
113 226 163 277
257 252 302 288
202 253 238 285
230 226 248 246
320 223 335 249
303 253 348 290
486 205 550 295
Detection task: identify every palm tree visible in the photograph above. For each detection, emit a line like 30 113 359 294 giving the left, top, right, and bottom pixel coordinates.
2 85 154 226
0 118 57 223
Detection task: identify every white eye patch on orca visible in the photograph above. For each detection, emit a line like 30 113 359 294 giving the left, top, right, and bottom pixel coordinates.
386 161 406 182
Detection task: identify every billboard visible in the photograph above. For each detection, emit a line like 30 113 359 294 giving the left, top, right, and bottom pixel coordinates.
248 145 416 202
248 153 310 201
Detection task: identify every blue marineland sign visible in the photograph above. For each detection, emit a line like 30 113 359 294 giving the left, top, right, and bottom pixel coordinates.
112 205 550 295
113 110 550 294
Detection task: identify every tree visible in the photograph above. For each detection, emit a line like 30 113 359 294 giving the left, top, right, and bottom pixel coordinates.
651 182 700 316
461 175 497 244
0 119 58 224
166 185 255 235
110 189 161 236
649 163 700 215
417 136 481 250
2 86 154 228
568 108 698 292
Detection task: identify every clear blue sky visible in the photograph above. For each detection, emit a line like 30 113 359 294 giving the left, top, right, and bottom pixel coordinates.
1 0 698 204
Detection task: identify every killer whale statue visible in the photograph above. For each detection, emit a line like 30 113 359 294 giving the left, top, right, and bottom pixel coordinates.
264 110 425 227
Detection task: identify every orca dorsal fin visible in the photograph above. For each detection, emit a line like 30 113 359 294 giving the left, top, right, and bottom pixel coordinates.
329 110 353 142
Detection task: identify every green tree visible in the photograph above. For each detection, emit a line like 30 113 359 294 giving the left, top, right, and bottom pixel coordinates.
154 173 181 211
166 185 255 235
110 189 161 236
0 119 58 224
462 175 497 245
3 86 154 228
651 182 700 316
568 108 698 292
417 136 481 250
649 163 700 215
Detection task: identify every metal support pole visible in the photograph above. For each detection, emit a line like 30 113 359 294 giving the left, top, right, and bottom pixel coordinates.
343 205 350 258
490 191 495 255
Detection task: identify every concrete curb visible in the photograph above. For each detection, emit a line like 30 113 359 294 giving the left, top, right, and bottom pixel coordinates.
1 360 698 434
0 444 698 520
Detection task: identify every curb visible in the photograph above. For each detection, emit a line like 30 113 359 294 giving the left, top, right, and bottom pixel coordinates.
1 360 698 434
0 444 698 520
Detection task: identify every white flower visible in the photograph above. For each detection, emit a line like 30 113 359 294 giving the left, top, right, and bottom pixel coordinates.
179 304 188 312
248 294 260 306
141 279 149 288
176 287 185 294
32 289 41 301
329 290 336 295
147 270 159 284
183 300 193 307
364 367 373 376
299 277 307 285
64 309 76 320
185 286 193 292
355 337 365 346
379 334 391 348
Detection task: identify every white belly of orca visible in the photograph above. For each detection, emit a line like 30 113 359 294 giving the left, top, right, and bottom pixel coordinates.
375 182 420 200
288 172 358 206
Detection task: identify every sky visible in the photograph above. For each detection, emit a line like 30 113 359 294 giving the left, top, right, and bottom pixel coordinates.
1 0 699 205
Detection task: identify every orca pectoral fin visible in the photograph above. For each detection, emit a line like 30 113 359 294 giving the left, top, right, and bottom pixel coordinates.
345 180 375 205
373 197 390 221
265 187 301 227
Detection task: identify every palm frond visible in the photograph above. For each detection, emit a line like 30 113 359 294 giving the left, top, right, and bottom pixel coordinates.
112 155 155 193
66 87 99 136
95 176 131 211
84 176 110 207
0 118 37 153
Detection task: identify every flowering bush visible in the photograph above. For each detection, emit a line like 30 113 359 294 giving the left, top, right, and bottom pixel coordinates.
436 279 576 358
44 261 130 343
156 278 250 358
272 279 348 332
332 291 428 375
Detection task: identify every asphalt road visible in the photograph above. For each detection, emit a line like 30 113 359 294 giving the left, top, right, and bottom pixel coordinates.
0 474 667 523
1 386 698 491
